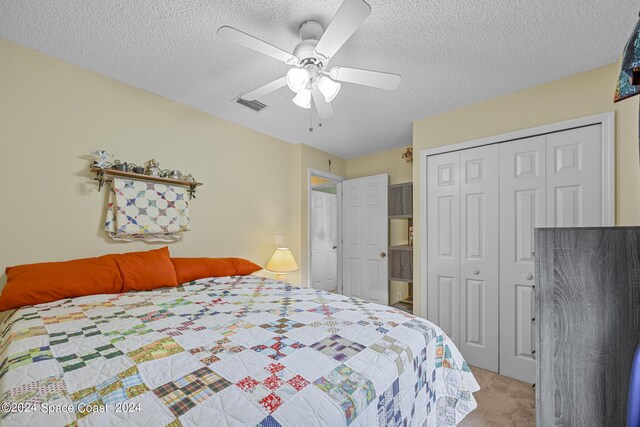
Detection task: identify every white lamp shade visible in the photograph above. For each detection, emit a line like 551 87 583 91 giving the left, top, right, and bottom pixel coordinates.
317 76 341 102
266 248 298 273
286 68 310 93
292 89 312 109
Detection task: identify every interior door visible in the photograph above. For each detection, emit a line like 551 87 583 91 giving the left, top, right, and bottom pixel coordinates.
342 174 389 304
459 145 500 372
311 190 338 291
546 125 603 227
499 136 546 383
427 152 460 343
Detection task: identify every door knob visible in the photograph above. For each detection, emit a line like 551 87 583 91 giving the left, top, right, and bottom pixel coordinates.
380 252 386 258
525 272 533 280
472 268 480 275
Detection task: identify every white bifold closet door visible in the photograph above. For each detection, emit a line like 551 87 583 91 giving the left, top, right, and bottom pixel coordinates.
499 125 602 382
427 151 461 343
427 145 500 371
428 124 604 381
498 136 546 382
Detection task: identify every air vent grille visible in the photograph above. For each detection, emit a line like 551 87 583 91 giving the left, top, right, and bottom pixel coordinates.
236 98 267 112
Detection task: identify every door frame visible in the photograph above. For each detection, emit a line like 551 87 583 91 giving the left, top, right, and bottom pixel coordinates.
308 168 344 292
420 112 615 321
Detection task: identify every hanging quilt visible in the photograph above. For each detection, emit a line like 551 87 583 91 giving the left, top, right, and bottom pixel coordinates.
105 178 190 241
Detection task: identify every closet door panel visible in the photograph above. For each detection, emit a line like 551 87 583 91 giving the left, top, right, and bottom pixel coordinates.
427 152 460 343
499 136 546 383
459 145 499 372
546 125 602 227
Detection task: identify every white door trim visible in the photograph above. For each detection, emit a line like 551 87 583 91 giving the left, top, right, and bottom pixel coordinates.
420 112 615 321
308 168 344 291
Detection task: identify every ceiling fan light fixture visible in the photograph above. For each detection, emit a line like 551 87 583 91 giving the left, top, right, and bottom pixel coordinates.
286 68 310 93
317 76 341 102
219 0 401 122
293 89 312 109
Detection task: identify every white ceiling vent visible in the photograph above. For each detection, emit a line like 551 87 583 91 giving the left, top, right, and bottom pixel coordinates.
236 97 267 112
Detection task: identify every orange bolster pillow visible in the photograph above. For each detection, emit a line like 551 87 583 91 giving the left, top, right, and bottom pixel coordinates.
0 255 124 311
110 247 178 291
171 257 262 284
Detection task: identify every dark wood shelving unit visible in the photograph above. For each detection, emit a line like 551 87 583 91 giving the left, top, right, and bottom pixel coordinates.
388 182 413 314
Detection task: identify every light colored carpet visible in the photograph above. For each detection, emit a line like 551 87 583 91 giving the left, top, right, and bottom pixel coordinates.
459 367 535 426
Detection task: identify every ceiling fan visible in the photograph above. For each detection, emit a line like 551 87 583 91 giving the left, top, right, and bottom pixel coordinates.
217 0 401 121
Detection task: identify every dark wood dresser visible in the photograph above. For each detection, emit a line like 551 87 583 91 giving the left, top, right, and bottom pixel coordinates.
535 227 640 426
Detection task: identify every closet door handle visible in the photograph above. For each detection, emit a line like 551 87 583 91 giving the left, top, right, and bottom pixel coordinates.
472 268 480 275
380 252 386 258
525 272 533 281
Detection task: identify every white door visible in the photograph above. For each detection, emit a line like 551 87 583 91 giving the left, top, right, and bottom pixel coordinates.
342 174 389 305
499 136 546 383
427 152 461 343
459 145 500 372
499 125 603 383
546 125 603 227
311 190 338 291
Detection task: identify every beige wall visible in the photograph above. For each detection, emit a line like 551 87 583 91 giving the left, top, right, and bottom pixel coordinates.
0 38 342 287
411 62 640 317
346 146 413 185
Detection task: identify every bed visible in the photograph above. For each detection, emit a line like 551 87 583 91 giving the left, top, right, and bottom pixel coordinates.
0 275 479 426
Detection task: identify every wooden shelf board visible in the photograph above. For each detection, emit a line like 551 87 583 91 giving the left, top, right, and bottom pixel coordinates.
389 215 413 219
91 167 203 187
389 182 413 189
389 245 413 251
389 277 413 283
391 300 413 314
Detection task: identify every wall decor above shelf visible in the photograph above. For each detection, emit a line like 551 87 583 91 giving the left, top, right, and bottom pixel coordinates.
89 152 203 199
91 167 203 199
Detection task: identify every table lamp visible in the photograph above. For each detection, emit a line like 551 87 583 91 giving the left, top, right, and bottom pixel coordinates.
266 248 298 282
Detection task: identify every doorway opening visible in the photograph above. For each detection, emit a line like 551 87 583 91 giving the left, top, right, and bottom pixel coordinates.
308 169 343 293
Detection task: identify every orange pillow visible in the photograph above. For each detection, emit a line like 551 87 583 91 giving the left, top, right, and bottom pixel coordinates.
110 247 177 291
0 255 124 311
171 257 262 284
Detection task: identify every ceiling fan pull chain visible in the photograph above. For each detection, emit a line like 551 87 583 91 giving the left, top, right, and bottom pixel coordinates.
309 109 314 132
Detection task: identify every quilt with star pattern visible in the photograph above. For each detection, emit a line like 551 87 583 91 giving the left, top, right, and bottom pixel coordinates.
0 275 479 426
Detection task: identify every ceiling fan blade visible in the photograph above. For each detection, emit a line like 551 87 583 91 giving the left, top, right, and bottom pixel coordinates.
240 77 287 101
311 88 335 120
217 26 298 65
329 66 401 90
314 0 371 63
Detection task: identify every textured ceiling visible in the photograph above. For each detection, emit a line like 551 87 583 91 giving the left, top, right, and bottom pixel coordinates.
0 0 636 158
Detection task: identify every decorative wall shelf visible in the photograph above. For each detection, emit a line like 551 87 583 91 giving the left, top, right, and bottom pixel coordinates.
91 167 204 199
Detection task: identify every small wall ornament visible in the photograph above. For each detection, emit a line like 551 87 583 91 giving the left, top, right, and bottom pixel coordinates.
402 146 413 164
92 150 112 168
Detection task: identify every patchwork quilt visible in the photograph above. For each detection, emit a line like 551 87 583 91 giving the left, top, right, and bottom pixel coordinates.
0 276 479 426
105 178 190 242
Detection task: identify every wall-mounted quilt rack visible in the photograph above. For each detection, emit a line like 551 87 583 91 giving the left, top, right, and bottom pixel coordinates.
91 167 204 199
